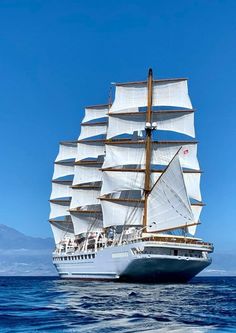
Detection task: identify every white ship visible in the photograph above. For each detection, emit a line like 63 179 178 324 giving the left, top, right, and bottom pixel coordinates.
49 69 213 283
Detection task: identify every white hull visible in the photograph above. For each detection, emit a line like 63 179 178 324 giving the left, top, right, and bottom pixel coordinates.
53 239 212 283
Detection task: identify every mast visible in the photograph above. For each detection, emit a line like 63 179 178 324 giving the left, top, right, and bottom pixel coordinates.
143 68 153 231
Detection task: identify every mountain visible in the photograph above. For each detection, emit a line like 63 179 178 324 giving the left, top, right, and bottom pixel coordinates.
0 224 57 276
0 224 53 250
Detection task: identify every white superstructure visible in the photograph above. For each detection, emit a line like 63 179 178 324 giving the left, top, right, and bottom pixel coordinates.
49 69 213 283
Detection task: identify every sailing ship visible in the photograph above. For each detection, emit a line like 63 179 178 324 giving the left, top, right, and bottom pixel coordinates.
49 69 213 282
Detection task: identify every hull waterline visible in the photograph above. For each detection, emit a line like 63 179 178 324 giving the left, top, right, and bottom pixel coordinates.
119 257 211 283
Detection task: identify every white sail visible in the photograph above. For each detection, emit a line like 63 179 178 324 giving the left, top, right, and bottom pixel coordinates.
101 199 143 228
71 212 103 235
103 143 145 168
50 182 72 200
103 142 199 170
110 80 192 112
73 164 102 185
78 123 107 140
101 170 201 201
55 143 77 162
109 107 139 114
70 187 101 209
188 205 203 235
49 72 207 253
191 205 203 222
50 201 70 219
151 172 201 202
52 163 74 180
101 170 145 195
183 173 201 201
107 111 195 139
76 141 105 161
82 106 109 123
50 220 74 244
68 107 107 239
50 142 75 245
147 154 194 232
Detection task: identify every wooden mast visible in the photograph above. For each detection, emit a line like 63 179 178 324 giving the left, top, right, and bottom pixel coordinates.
143 68 153 231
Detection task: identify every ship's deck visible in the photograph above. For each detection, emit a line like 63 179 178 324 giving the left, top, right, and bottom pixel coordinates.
138 233 213 249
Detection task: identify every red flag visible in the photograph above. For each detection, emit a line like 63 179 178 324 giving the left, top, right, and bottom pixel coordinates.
183 149 189 155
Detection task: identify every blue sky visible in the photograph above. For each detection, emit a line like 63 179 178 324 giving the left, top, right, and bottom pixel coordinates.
0 0 235 253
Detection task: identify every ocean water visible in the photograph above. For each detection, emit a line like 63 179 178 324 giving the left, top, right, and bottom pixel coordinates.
0 277 235 333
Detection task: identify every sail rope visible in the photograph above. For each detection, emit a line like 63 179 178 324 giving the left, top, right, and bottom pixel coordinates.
161 179 193 221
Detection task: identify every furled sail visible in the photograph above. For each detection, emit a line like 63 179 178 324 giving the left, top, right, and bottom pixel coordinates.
110 79 192 112
146 153 196 232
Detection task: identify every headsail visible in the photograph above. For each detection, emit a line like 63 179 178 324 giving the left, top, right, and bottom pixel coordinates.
146 153 198 233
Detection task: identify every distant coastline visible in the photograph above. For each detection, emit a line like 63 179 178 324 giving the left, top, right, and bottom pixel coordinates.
0 224 56 276
0 224 235 277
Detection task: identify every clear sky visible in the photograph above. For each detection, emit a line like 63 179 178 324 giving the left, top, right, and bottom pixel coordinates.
0 0 235 253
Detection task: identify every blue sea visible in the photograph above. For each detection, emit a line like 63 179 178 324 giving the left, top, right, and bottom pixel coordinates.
0 276 235 333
